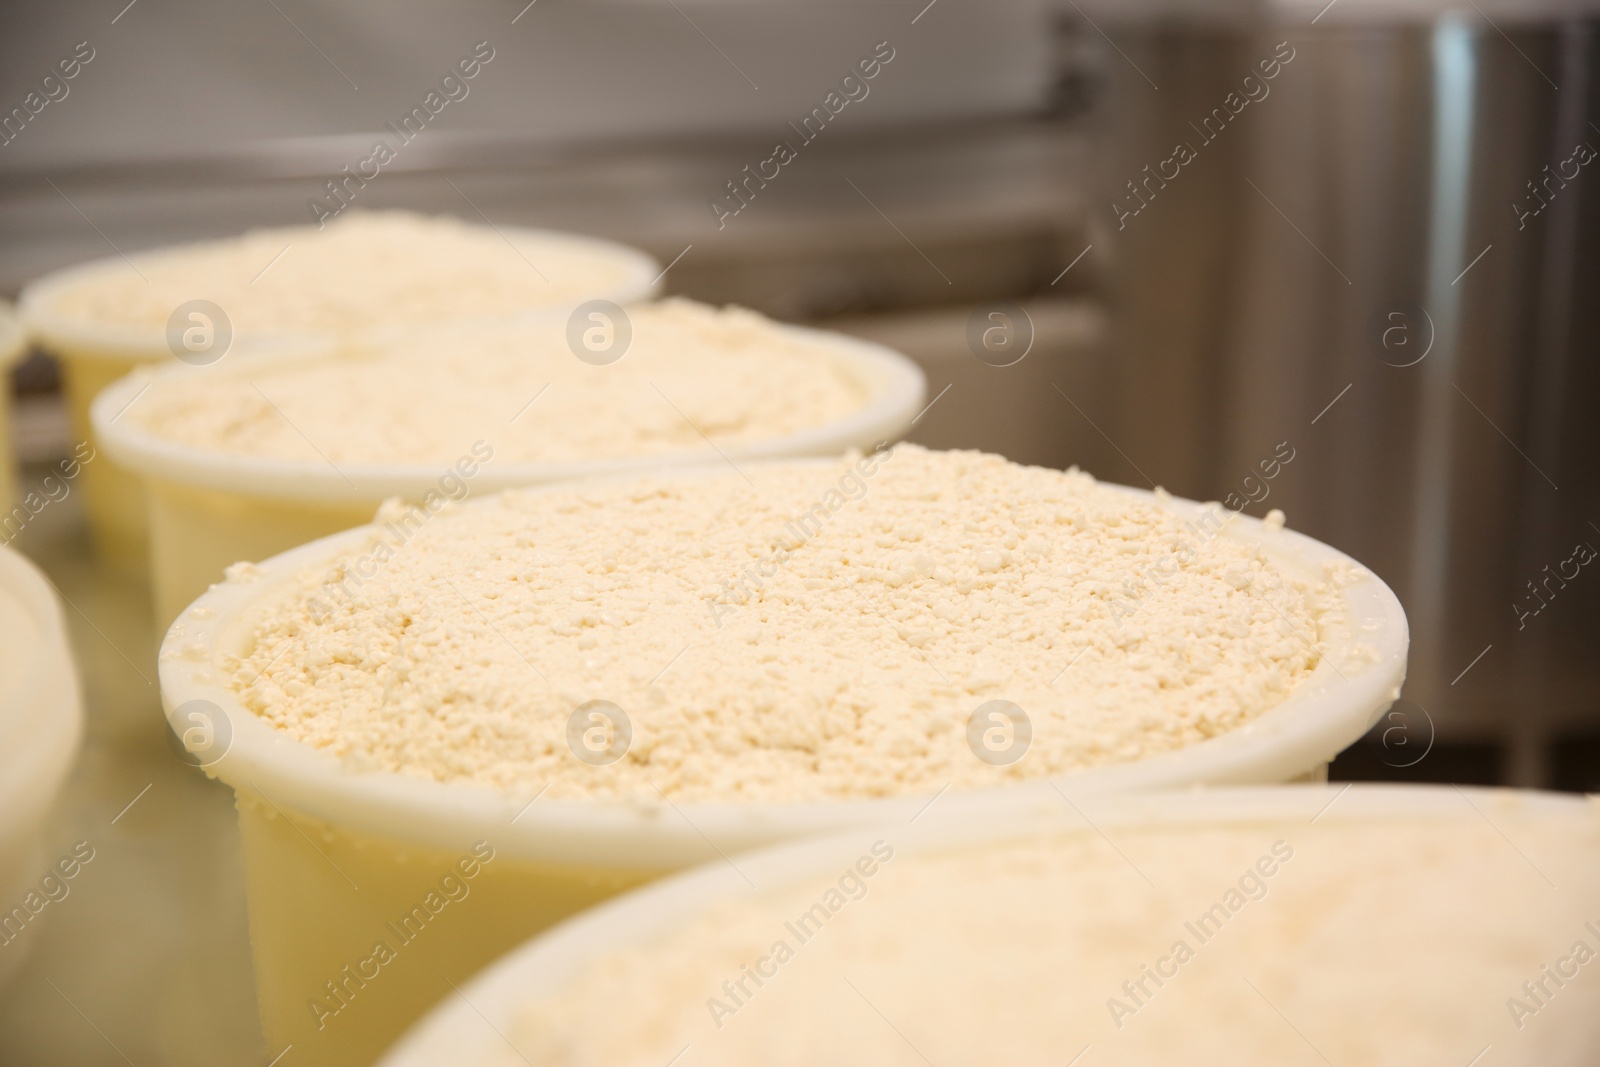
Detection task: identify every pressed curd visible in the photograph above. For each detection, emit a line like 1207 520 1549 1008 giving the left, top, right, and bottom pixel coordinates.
222 446 1354 803
119 299 872 466
498 802 1600 1066
37 210 652 339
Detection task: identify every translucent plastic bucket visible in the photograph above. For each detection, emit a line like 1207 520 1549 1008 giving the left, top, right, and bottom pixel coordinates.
383 784 1600 1067
18 228 662 574
0 304 27 512
94 326 927 627
158 475 1407 1067
0 545 85 986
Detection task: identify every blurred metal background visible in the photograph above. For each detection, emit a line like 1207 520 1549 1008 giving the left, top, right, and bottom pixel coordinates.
1085 4 1600 788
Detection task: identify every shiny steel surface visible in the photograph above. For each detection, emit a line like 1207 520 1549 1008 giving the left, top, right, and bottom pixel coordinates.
1090 14 1599 782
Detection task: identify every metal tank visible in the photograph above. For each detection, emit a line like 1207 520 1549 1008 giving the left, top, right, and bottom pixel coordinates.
1078 0 1600 785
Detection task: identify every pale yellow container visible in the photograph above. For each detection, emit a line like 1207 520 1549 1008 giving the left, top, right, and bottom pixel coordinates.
94 328 928 628
157 477 1409 1067
0 304 27 513
381 785 1600 1067
44 328 165 572
18 228 662 575
0 545 85 986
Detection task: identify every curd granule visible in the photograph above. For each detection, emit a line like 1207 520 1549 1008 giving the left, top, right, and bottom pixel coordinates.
223 447 1352 802
502 808 1600 1065
123 299 870 465
45 211 645 338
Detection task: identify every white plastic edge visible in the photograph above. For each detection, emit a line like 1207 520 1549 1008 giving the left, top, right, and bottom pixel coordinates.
17 225 663 362
0 546 85 842
156 465 1409 869
90 323 928 504
379 783 1591 1067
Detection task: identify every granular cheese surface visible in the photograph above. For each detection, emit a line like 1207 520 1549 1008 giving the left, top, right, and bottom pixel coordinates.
222 447 1353 802
500 807 1600 1065
44 211 645 338
124 299 870 464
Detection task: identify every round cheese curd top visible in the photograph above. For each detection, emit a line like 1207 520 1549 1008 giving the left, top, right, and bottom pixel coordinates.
122 299 871 465
42 210 646 338
501 806 1600 1066
223 447 1352 803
